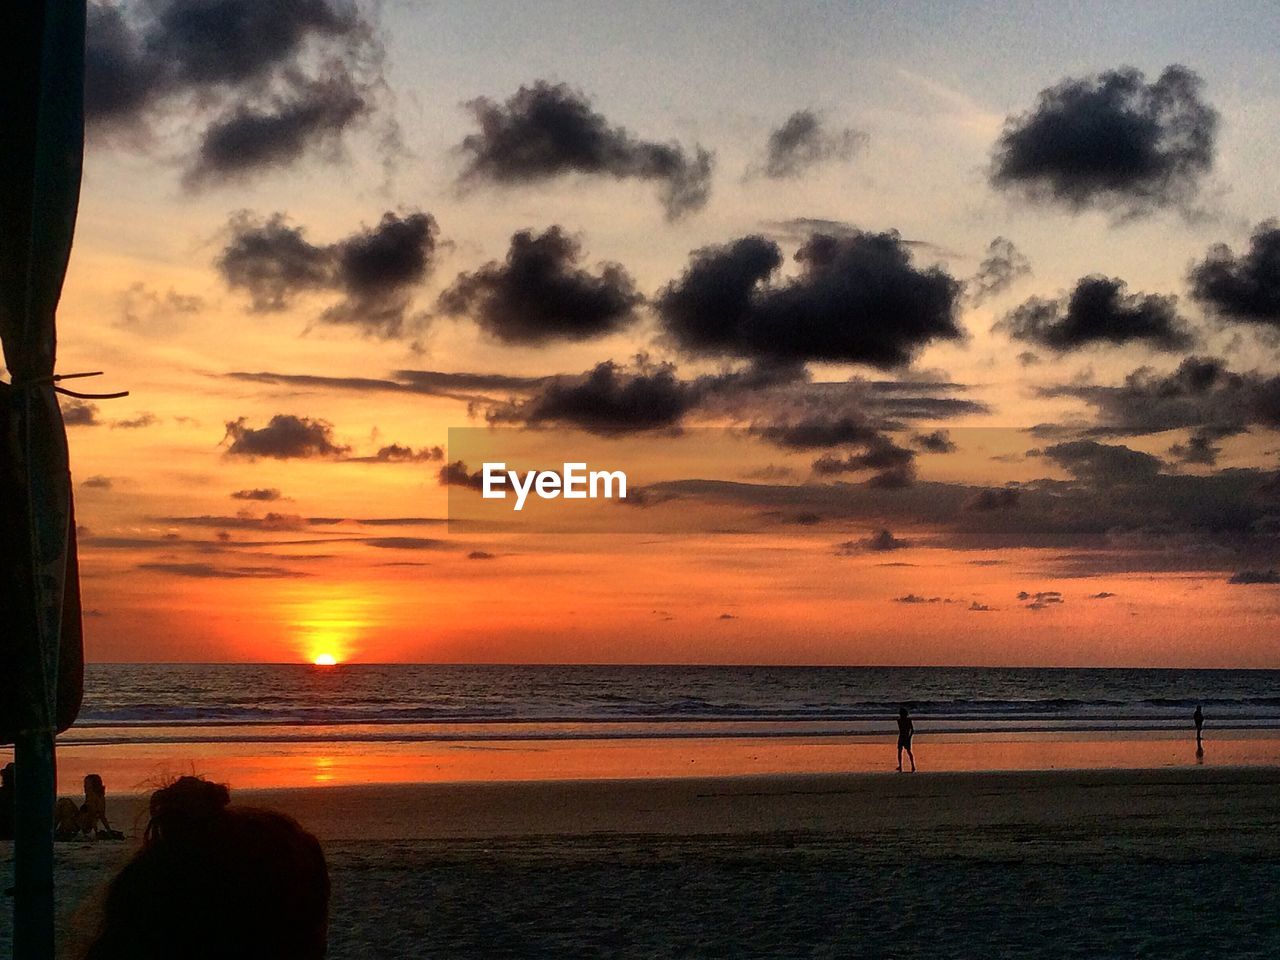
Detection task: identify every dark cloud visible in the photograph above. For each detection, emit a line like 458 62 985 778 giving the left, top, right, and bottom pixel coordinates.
137 562 308 579
467 551 496 560
912 430 956 453
438 460 485 491
866 529 910 552
61 400 101 426
1228 569 1280 584
86 0 380 181
223 414 350 459
656 230 962 368
112 412 159 429
1036 439 1165 483
1188 220 1280 329
964 488 1020 511
438 227 641 344
1090 591 1118 599
1019 590 1064 610
363 537 448 550
187 74 368 185
811 439 915 478
344 444 444 464
968 602 993 612
82 475 114 490
457 81 714 220
998 276 1191 351
966 237 1031 304
754 416 885 450
894 594 944 604
758 110 866 179
1038 357 1280 464
990 65 1218 217
231 488 284 501
486 360 694 435
217 211 438 336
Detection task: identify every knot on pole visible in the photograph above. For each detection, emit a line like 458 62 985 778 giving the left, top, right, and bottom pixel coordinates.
5 370 129 400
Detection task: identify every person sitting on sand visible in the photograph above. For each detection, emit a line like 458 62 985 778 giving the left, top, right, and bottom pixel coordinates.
1194 704 1204 743
897 706 916 772
79 774 124 840
81 775 329 960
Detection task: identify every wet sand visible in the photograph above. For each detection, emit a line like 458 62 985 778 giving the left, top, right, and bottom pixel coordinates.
7 765 1280 958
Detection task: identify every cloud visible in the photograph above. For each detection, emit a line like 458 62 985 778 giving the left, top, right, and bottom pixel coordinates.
112 412 160 429
1188 220 1280 330
438 460 485 490
964 488 1020 511
217 211 439 336
86 0 382 181
990 65 1218 217
656 230 962 368
757 110 866 179
344 443 444 464
61 400 101 426
137 562 308 579
718 612 738 620
467 551 496 560
1036 439 1165 484
1228 569 1280 584
457 81 714 219
1089 591 1118 599
438 227 642 344
998 276 1191 351
231 488 284 501
862 529 911 552
894 594 943 604
223 414 350 459
1019 590 1064 610
968 601 993 612
486 360 695 434
117 282 204 332
1038 357 1280 463
966 237 1031 304
82 475 114 490
186 74 368 186
363 537 448 550
912 429 956 453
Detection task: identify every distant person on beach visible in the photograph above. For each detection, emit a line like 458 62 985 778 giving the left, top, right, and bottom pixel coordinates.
897 706 916 772
53 773 123 841
82 776 329 960
0 762 14 840
1194 704 1204 743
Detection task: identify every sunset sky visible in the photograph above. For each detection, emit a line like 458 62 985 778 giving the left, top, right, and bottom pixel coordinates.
32 1 1280 665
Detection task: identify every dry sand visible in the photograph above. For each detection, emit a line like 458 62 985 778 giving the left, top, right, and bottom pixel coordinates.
5 766 1279 958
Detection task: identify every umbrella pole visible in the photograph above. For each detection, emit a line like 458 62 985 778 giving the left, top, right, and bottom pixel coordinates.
13 730 56 960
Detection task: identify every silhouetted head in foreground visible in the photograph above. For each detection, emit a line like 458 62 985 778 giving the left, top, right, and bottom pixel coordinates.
83 776 329 960
899 706 909 718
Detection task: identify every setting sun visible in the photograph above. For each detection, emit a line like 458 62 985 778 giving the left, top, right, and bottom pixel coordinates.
313 653 338 667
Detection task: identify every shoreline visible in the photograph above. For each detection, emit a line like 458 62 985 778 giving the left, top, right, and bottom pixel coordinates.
33 727 1280 794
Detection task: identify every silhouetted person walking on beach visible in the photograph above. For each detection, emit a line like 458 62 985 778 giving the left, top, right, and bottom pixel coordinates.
897 707 916 772
1194 704 1204 743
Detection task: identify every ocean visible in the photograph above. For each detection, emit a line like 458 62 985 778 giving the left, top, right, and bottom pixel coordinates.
64 663 1280 747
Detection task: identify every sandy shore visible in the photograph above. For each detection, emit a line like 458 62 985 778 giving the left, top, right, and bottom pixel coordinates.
5 766 1279 958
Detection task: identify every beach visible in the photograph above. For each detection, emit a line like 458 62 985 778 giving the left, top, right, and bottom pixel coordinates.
8 762 1280 959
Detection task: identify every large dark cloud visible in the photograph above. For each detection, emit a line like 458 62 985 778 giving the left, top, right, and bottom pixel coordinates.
1188 220 1280 330
86 0 380 181
186 74 368 186
217 211 438 336
1035 439 1165 484
656 230 962 368
487 361 694 435
966 237 1031 304
223 414 350 459
990 65 1218 217
997 276 1192 351
438 227 642 344
138 562 308 579
1039 357 1280 466
759 110 866 179
457 81 714 220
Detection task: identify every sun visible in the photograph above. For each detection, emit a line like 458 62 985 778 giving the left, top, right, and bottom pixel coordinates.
313 653 338 667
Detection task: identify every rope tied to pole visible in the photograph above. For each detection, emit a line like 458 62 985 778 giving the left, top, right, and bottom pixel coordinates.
4 370 129 400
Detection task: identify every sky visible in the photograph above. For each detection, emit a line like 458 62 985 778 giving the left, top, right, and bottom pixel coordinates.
29 0 1280 665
